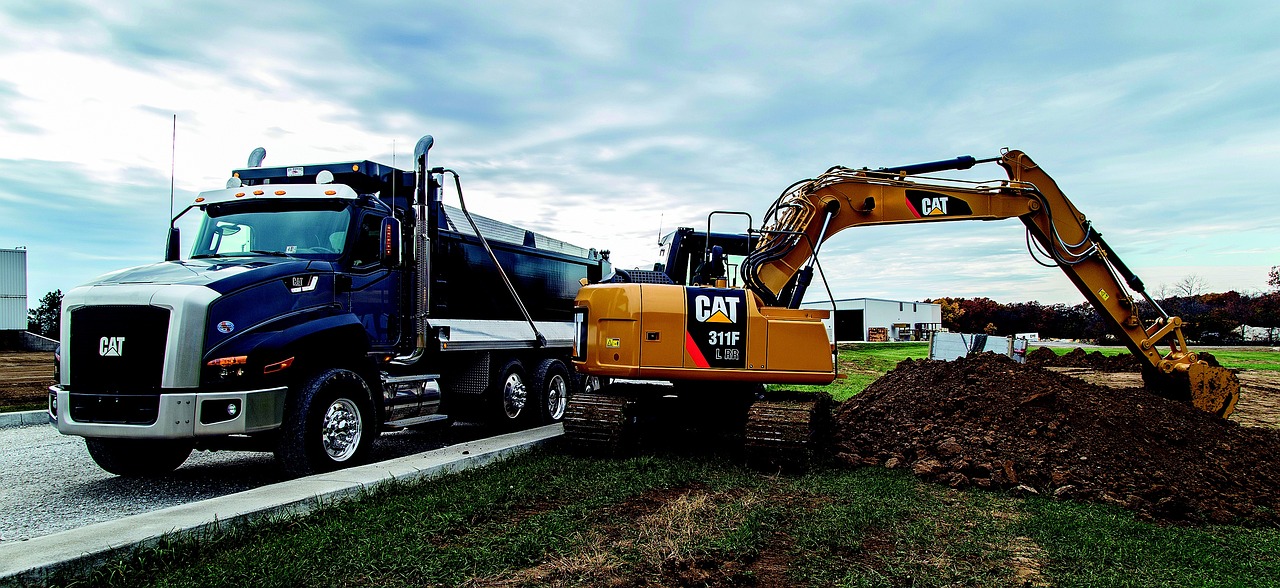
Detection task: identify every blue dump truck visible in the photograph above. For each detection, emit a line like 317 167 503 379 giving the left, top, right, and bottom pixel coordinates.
50 136 610 476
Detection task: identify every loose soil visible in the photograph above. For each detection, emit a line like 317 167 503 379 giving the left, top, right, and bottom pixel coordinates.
0 351 54 410
832 351 1280 525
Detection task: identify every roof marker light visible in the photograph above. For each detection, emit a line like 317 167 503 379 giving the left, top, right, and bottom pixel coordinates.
274 190 286 195
235 192 246 198
324 190 337 195
253 190 264 195
195 197 205 203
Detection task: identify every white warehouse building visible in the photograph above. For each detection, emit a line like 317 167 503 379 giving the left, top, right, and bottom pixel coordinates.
0 248 26 332
803 297 942 342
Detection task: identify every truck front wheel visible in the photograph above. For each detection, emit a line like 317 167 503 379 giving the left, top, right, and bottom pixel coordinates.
85 438 193 477
276 368 376 476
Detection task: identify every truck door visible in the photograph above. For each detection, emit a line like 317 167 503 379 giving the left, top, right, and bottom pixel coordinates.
343 211 402 348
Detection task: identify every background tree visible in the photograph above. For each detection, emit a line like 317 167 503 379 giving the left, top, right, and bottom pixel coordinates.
27 289 62 340
1174 274 1209 297
1269 265 1279 292
924 297 965 328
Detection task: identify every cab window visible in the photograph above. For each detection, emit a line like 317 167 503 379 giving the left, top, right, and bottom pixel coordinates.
351 214 384 269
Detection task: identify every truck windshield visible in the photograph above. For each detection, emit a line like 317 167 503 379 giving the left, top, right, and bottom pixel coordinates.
188 200 352 260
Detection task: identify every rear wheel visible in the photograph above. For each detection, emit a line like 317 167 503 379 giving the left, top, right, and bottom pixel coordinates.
491 359 530 427
531 358 572 424
276 368 377 476
85 438 192 477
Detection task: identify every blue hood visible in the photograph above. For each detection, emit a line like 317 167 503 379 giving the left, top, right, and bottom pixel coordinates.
92 257 335 294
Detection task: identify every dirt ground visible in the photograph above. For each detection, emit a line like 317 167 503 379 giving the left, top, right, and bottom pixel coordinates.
0 351 55 410
1025 346 1280 429
833 351 1280 526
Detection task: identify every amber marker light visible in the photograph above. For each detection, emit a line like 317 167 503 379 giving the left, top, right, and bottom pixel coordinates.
274 190 286 195
263 357 295 374
195 197 206 203
253 190 265 195
324 190 337 195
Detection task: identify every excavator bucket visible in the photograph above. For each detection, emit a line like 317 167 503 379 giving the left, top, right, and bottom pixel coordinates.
1186 363 1240 418
1144 361 1240 419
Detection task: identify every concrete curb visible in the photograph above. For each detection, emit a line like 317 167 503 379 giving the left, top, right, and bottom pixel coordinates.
0 410 47 429
0 423 563 585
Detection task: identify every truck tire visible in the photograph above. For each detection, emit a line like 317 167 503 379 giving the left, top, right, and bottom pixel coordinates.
531 358 571 424
85 438 192 477
276 368 376 476
492 359 530 426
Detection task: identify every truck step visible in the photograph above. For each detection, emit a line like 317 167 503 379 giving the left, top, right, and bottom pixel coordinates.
383 414 450 430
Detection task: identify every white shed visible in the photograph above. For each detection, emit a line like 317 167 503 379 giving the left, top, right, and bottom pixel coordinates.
0 248 26 331
802 297 942 342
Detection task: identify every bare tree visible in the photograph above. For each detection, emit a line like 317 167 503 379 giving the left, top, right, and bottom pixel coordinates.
1269 265 1279 292
1173 274 1209 297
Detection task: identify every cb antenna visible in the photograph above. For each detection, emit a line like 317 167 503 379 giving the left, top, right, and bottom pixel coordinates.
656 213 664 245
169 114 176 226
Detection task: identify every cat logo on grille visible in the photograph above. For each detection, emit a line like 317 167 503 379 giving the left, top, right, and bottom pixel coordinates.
99 336 125 357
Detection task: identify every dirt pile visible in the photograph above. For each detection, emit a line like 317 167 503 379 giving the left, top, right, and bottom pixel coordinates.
832 352 1280 525
1025 346 1141 372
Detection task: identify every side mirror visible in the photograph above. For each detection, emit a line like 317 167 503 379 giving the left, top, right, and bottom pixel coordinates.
380 217 402 266
165 227 181 261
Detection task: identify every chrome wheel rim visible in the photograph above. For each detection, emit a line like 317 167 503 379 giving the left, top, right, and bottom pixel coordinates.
502 373 527 419
321 398 362 462
545 374 568 420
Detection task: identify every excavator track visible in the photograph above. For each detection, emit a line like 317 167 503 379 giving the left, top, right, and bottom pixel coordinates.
563 392 634 455
745 391 833 471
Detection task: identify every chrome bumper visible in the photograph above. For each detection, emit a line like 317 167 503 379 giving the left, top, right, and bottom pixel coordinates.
49 385 288 439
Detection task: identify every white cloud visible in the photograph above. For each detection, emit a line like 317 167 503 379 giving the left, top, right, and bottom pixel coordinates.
3 0 1279 306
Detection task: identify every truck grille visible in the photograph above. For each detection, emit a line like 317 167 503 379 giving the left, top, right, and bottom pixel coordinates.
69 305 171 396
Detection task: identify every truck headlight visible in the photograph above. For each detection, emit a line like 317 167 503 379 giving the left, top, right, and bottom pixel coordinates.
206 355 248 379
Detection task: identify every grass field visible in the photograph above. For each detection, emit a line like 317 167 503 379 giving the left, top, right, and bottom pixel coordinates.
48 452 1280 587
39 343 1280 587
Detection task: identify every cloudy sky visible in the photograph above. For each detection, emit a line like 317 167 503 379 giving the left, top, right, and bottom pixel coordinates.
2 1 1277 309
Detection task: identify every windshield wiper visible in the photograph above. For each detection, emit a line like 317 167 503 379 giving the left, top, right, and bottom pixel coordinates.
248 250 295 257
190 253 225 259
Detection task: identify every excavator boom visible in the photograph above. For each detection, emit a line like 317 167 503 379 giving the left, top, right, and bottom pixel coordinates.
741 149 1237 416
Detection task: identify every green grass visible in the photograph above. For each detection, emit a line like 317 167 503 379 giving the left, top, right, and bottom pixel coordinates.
46 452 1280 588
1198 349 1280 372
776 342 928 402
1036 344 1280 371
1 400 46 413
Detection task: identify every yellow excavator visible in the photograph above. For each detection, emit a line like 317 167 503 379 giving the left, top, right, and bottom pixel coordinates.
565 149 1240 463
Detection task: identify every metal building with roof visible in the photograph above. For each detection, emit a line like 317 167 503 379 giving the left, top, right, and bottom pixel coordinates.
803 297 942 342
0 248 26 331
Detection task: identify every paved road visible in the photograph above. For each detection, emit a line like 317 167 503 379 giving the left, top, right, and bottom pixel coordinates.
0 420 496 542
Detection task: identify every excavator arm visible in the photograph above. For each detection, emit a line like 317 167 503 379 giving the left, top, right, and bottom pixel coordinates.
742 149 1238 417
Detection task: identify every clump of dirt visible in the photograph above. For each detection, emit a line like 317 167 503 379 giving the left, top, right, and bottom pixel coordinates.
1025 346 1141 372
832 352 1280 525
